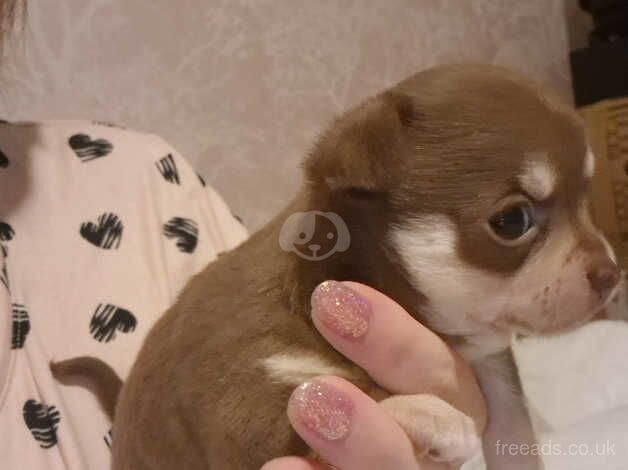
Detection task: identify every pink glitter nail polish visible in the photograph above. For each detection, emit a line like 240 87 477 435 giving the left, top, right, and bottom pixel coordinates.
291 380 353 441
311 280 371 339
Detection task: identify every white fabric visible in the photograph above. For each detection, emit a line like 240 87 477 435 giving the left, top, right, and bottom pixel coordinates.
514 322 628 470
0 120 248 469
463 320 628 470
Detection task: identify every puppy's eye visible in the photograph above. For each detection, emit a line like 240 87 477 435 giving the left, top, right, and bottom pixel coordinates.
489 203 534 241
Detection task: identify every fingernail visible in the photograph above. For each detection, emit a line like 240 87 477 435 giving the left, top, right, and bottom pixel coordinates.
291 380 354 441
311 280 371 339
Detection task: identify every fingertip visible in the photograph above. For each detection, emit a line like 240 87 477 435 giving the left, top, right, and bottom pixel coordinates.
287 376 417 470
310 280 372 340
287 376 355 444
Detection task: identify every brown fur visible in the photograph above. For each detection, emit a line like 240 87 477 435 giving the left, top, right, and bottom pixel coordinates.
50 358 121 420
52 64 619 469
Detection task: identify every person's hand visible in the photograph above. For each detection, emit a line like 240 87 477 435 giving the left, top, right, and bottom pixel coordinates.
261 281 487 470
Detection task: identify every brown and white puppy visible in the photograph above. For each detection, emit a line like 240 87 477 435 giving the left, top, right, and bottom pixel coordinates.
52 64 620 470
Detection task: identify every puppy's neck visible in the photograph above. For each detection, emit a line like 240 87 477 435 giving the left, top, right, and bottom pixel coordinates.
267 187 512 362
278 186 425 323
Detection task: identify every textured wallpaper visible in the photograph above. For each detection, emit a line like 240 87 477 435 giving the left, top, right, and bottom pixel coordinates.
0 0 572 229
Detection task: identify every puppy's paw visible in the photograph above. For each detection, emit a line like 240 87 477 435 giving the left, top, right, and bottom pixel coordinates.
380 394 481 467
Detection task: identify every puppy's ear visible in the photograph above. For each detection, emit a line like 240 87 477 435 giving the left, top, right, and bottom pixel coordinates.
304 91 416 193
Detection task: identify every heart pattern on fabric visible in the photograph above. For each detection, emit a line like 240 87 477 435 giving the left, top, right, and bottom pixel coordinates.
69 133 113 162
0 124 217 454
90 303 137 343
0 245 8 290
80 213 123 249
0 223 12 290
11 303 30 349
23 399 61 449
163 217 198 253
156 153 180 184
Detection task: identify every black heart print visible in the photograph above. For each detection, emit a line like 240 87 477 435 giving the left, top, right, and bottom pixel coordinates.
0 147 8 168
23 399 60 449
69 133 113 162
163 217 198 253
80 213 123 249
0 223 12 290
11 303 30 349
90 303 137 343
156 154 180 184
1 244 8 290
0 221 14 241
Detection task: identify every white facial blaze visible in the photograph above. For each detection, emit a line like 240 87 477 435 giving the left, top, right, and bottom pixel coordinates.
390 212 611 361
390 215 512 349
518 153 556 200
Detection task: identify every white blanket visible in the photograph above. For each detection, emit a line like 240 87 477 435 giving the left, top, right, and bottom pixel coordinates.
515 321 628 469
464 320 628 469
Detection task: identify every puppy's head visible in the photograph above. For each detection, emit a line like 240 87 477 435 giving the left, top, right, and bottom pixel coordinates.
304 64 619 339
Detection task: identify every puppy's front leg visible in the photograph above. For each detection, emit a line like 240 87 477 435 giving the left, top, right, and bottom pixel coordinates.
473 348 544 470
380 393 482 467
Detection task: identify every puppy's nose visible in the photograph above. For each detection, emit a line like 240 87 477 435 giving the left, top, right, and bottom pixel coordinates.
308 244 321 253
586 259 620 297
